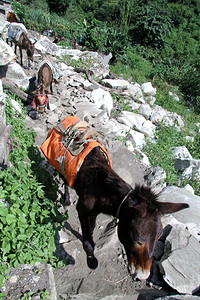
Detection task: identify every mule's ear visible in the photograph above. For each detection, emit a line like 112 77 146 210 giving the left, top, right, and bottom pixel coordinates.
158 202 189 215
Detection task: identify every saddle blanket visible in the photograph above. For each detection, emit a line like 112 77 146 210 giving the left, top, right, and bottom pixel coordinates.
40 116 112 187
7 23 27 42
36 58 63 83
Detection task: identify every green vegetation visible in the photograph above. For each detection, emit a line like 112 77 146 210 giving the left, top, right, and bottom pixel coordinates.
20 289 50 299
0 94 68 290
61 55 94 69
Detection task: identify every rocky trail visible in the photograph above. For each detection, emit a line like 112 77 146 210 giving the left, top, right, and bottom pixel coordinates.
0 1 200 299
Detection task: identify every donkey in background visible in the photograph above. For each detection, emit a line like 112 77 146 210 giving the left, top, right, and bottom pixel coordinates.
33 62 53 113
15 31 36 67
6 22 36 67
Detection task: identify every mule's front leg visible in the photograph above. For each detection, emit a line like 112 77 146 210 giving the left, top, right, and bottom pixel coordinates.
64 183 70 206
77 208 98 269
19 47 23 66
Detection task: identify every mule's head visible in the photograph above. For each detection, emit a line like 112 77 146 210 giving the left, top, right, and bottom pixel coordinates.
33 84 49 113
27 43 35 62
36 94 48 112
117 185 189 281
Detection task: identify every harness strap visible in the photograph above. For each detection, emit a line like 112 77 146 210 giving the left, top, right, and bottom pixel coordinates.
79 128 98 141
104 189 133 233
115 189 133 220
56 155 67 179
55 120 89 136
33 94 48 110
54 120 99 179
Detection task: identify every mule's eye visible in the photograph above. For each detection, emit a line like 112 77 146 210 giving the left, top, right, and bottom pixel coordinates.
136 241 143 247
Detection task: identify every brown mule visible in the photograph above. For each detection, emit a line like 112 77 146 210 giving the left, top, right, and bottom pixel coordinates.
41 117 189 279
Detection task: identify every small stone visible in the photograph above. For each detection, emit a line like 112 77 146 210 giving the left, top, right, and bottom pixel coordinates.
9 275 18 284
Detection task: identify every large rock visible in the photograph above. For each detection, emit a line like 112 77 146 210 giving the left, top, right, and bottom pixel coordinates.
6 62 29 89
139 103 152 120
173 146 193 161
157 296 200 300
150 106 168 124
173 146 200 180
118 110 146 130
161 224 200 294
118 111 156 137
97 118 129 138
157 185 200 294
0 123 12 168
110 140 146 187
91 88 113 116
0 40 16 66
159 186 200 230
128 129 146 150
102 79 129 89
36 36 60 55
127 83 144 103
141 82 156 96
144 166 166 193
75 101 102 120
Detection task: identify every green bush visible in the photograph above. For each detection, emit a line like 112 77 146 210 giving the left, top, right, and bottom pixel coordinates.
0 96 67 288
11 1 27 23
48 0 69 14
130 3 172 48
78 18 129 59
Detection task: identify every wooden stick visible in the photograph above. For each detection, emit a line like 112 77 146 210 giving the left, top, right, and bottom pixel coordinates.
2 77 33 104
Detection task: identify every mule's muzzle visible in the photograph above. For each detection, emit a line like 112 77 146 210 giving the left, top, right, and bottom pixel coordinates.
35 95 48 113
128 263 150 281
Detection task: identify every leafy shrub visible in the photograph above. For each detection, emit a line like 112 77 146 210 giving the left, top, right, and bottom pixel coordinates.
130 4 172 48
48 0 69 14
78 18 129 59
0 96 67 287
11 1 27 23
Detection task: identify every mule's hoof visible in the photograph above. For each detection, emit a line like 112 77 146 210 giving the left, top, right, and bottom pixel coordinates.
87 256 98 269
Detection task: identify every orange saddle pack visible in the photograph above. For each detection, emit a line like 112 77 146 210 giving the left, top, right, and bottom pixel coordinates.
40 116 112 187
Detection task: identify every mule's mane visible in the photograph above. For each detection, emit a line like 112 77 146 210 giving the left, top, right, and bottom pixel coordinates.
91 148 131 196
132 184 160 212
80 147 130 198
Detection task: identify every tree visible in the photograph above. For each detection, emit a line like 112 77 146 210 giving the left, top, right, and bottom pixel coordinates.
130 4 172 48
47 0 69 14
